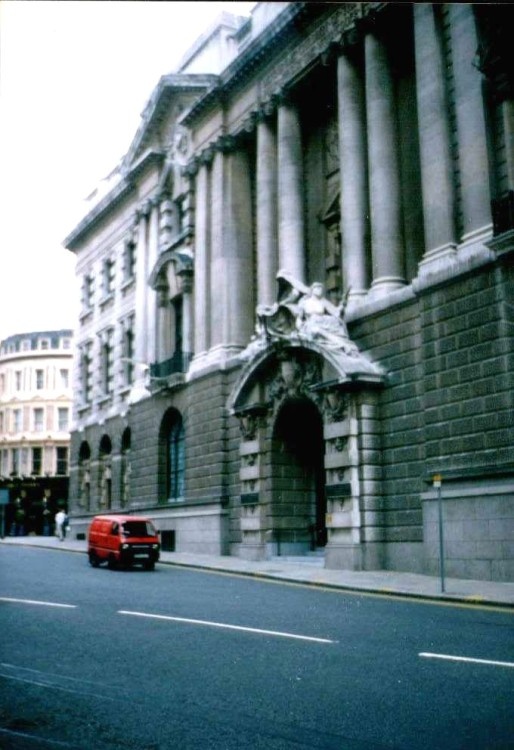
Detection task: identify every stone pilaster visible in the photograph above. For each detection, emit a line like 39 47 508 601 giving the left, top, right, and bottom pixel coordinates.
414 4 457 275
192 161 210 362
256 113 278 306
209 149 225 350
277 98 305 281
130 206 150 403
337 51 369 303
223 147 254 349
365 31 405 296
146 200 159 366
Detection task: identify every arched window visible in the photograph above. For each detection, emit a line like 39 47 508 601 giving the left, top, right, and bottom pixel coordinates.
120 428 131 506
99 435 112 509
160 410 185 502
78 441 91 510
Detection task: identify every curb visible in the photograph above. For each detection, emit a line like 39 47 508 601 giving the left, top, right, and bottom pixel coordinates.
3 540 513 610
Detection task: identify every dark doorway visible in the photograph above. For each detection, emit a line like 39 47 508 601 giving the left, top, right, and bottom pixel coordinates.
271 398 326 554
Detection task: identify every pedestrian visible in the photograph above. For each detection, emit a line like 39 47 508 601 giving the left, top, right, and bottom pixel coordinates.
55 509 67 541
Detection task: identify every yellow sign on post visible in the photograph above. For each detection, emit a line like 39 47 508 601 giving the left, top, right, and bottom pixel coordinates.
433 474 442 488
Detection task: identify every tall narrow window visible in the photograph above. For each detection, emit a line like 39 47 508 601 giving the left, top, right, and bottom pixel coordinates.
102 257 115 298
122 319 135 386
36 369 44 389
123 239 136 282
80 342 93 404
13 409 22 433
56 447 68 475
58 407 69 431
100 329 114 395
32 447 42 475
159 409 186 503
34 408 44 432
82 274 94 310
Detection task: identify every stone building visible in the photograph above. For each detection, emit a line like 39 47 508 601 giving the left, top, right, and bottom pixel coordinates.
0 330 74 534
64 3 513 581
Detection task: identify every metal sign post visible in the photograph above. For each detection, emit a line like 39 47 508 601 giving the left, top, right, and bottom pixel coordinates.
433 474 445 593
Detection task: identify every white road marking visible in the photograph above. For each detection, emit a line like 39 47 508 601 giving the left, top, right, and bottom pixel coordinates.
0 727 76 747
0 596 76 608
420 652 514 669
119 609 336 644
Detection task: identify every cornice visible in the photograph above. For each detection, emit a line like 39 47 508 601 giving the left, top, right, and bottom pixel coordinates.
64 150 165 251
182 2 368 128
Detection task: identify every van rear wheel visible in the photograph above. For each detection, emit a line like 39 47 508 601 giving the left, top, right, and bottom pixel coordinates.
144 560 155 571
89 552 100 568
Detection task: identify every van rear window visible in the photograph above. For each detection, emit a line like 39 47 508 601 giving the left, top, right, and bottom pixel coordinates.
121 521 156 537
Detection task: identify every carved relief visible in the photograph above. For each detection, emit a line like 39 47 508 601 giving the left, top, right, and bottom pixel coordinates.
323 389 349 423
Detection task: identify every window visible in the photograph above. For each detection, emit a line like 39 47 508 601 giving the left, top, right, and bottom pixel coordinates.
80 342 93 405
15 371 22 390
0 411 3 433
40 339 49 350
32 447 42 475
58 407 69 431
34 408 44 432
60 368 69 388
123 239 136 282
100 329 114 396
56 447 68 475
11 447 19 475
13 409 22 433
36 369 44 389
1 449 8 475
102 257 115 298
62 338 71 350
167 415 185 502
82 274 94 310
122 320 134 386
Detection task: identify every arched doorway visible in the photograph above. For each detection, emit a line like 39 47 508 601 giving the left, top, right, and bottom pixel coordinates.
271 397 326 556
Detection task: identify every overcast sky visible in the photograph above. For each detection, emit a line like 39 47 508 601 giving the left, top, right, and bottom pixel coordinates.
0 0 255 342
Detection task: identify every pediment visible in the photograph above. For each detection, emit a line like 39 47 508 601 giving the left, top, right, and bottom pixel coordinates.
121 74 218 174
228 340 385 416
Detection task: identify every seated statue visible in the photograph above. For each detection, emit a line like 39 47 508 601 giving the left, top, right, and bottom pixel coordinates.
256 270 359 354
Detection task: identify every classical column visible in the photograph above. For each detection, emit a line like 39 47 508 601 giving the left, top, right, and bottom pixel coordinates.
146 200 159 366
193 160 210 359
337 50 369 302
277 97 305 281
209 148 225 350
131 205 149 401
256 112 278 306
448 4 492 246
365 31 405 296
414 4 457 273
223 145 254 348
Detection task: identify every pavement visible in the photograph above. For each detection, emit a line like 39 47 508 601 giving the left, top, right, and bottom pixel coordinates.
2 534 514 608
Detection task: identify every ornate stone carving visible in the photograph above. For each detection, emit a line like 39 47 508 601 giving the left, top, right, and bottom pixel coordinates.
243 270 360 357
259 5 361 103
266 350 322 409
323 389 349 423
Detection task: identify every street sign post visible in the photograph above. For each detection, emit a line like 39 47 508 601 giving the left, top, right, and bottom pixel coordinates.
433 474 445 592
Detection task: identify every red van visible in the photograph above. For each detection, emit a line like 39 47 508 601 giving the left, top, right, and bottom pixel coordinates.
88 514 160 570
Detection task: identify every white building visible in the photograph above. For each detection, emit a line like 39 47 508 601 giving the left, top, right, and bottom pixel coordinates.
0 330 74 534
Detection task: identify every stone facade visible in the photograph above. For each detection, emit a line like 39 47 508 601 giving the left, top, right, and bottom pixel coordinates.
64 3 513 581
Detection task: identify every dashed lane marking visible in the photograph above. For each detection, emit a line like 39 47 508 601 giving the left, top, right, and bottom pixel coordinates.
119 609 336 644
419 652 514 669
0 596 76 608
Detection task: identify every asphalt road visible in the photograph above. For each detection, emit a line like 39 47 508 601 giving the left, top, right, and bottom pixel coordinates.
0 546 513 750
